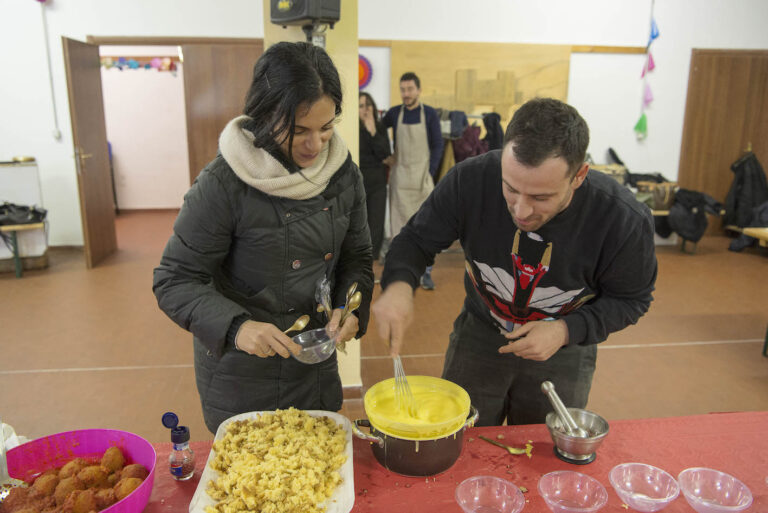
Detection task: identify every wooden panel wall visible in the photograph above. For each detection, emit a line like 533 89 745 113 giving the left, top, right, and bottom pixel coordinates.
182 43 263 184
389 41 571 129
678 49 768 233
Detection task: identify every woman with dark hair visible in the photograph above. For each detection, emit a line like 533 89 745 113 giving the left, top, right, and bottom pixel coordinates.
358 92 391 260
153 42 373 434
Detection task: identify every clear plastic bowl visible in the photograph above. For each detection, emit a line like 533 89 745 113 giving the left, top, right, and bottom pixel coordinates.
608 463 679 512
677 467 753 513
455 475 525 513
291 328 337 364
538 471 609 513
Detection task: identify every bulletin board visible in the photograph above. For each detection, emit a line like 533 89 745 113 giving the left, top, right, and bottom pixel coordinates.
388 40 572 128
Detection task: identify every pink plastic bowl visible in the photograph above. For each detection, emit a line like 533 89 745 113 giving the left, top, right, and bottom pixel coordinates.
5 429 156 513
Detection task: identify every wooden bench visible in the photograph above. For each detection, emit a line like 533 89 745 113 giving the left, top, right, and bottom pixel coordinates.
0 222 45 278
726 225 768 248
652 209 729 254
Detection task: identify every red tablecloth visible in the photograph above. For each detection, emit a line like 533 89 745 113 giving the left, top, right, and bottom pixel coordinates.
146 411 768 512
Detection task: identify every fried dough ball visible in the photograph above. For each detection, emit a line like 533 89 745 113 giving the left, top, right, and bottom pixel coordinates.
11 508 38 513
77 465 109 488
54 476 85 505
62 488 98 513
31 472 59 497
58 458 89 479
94 488 117 509
100 446 125 473
120 463 148 480
113 477 142 501
107 469 121 486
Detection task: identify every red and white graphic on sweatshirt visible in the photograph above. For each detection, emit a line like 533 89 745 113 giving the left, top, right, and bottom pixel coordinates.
466 229 594 332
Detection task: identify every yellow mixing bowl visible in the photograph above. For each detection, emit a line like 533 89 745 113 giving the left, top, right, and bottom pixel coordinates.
364 375 471 440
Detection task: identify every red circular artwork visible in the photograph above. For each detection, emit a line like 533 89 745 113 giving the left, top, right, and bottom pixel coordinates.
359 55 372 89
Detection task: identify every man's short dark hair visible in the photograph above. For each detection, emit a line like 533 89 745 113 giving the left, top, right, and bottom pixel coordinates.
400 72 420 89
503 98 589 177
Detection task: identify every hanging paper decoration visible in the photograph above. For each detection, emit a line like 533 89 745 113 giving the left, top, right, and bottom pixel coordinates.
648 18 660 45
100 55 181 73
636 0 659 140
641 51 655 78
643 83 654 108
634 113 648 140
359 55 372 89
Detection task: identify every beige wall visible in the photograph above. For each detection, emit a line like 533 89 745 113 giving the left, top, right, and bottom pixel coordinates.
263 2 362 388
263 0 359 165
390 41 571 130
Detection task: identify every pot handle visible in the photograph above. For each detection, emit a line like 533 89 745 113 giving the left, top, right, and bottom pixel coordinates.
464 405 479 429
351 419 384 447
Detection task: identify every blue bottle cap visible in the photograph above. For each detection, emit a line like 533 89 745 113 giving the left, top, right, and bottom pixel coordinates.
162 411 179 429
163 412 190 443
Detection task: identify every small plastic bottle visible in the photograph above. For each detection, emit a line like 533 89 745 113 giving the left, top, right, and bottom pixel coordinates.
162 412 195 481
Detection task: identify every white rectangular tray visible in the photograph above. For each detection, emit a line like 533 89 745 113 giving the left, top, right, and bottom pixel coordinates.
188 410 354 513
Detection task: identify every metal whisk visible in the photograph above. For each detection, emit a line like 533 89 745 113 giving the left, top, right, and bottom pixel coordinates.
392 355 417 417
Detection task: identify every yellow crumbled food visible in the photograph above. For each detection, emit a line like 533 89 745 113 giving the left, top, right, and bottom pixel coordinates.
204 408 347 513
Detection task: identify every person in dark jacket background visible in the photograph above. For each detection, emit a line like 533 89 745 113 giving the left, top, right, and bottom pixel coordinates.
359 92 391 261
153 42 373 434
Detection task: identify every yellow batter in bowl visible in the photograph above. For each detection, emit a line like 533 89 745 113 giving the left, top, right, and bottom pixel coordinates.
364 376 471 440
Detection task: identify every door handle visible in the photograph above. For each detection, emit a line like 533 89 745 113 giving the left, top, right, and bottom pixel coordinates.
73 147 91 175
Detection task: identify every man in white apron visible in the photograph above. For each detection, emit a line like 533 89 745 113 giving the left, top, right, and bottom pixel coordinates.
383 72 444 289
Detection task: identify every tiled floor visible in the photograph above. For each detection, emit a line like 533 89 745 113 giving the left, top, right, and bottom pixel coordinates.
1 211 767 443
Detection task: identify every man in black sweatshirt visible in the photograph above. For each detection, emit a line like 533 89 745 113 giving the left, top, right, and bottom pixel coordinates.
373 98 657 426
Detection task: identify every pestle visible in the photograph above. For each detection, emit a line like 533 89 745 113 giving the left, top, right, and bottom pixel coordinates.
541 381 589 438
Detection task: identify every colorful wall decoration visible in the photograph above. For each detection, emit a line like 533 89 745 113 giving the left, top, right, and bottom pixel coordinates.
100 56 180 73
635 1 659 140
359 54 372 89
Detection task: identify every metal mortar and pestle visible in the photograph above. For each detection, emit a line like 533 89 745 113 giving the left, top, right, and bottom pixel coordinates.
541 380 609 464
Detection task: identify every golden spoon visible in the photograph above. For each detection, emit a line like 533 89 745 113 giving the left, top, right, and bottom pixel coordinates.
283 315 310 334
478 435 533 457
337 291 363 354
340 291 362 325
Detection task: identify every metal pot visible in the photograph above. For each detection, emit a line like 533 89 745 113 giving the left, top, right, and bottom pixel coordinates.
352 406 478 476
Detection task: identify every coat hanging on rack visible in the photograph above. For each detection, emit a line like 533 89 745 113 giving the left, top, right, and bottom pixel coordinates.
723 151 768 228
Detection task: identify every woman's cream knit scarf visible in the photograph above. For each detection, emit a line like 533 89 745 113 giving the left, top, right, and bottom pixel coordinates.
219 115 348 200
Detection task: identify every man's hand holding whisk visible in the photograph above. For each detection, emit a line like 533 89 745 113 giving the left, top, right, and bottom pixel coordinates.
371 281 414 357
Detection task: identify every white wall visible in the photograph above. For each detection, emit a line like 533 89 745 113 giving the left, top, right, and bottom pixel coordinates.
567 1 768 176
0 0 264 246
361 0 768 178
100 46 189 209
2 0 767 247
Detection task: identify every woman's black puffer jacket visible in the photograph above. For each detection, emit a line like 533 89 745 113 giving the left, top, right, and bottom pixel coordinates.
153 151 373 432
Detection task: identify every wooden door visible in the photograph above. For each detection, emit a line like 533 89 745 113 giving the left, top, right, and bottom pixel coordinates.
62 37 117 267
182 43 264 184
678 49 768 233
